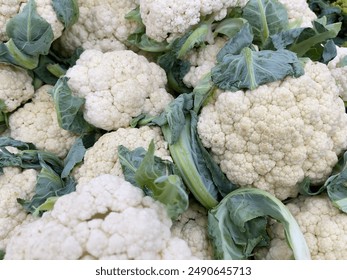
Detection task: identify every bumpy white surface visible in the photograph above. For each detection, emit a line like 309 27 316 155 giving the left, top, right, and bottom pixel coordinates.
328 46 347 101
73 126 170 185
5 174 194 260
9 85 78 158
0 64 34 112
198 61 347 200
65 49 173 131
0 167 38 251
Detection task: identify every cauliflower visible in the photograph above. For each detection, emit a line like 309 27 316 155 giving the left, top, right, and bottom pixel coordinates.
197 60 347 200
0 0 64 41
171 198 214 259
0 64 34 113
0 167 38 251
328 46 347 101
65 49 173 131
277 0 317 27
183 36 227 88
9 85 78 158
4 174 195 260
256 194 347 260
74 126 170 185
139 0 248 42
54 0 138 55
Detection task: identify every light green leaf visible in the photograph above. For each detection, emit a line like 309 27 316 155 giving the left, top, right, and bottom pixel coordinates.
51 0 79 28
61 137 86 178
337 55 347 67
213 18 248 38
6 0 54 56
242 0 289 47
0 40 38 69
208 188 311 260
32 196 59 216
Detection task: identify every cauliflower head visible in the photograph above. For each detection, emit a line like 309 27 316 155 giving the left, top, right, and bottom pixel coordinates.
0 167 38 251
0 0 64 41
171 198 214 259
256 194 347 260
139 0 248 42
328 46 347 101
74 126 170 185
277 0 317 27
9 85 78 158
198 60 347 200
0 64 34 112
55 0 138 55
65 49 173 131
4 174 194 260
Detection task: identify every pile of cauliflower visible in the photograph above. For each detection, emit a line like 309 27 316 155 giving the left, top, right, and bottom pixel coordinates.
1 0 347 260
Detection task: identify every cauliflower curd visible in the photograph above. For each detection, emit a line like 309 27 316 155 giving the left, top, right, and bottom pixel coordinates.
198 61 347 200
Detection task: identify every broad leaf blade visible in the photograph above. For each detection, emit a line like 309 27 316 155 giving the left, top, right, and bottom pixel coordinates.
242 0 289 47
52 0 79 28
212 48 304 91
50 77 94 134
61 137 87 178
208 188 311 260
6 0 54 56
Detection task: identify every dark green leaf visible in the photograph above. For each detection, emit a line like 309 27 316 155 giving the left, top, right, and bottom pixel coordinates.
6 0 54 56
61 137 86 178
0 41 38 70
212 48 304 91
213 18 248 38
216 23 254 62
50 77 94 134
242 0 289 47
193 73 216 113
0 250 4 260
52 0 79 28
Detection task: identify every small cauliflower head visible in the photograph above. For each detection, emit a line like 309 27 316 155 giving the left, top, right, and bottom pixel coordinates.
328 46 347 101
55 0 138 55
277 0 317 27
171 198 214 259
140 0 248 42
198 60 347 200
0 0 64 41
65 49 173 131
183 36 227 88
256 194 347 260
0 167 38 251
0 64 34 113
4 174 194 260
9 85 78 158
74 126 170 185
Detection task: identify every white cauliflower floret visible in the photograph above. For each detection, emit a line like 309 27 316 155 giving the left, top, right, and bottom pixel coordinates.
65 49 173 131
9 85 78 158
0 0 64 41
328 46 347 101
198 61 347 200
184 36 227 88
74 126 170 185
171 198 214 259
4 174 195 260
0 167 38 251
277 0 317 27
0 64 34 112
140 0 248 42
55 0 138 55
256 194 347 260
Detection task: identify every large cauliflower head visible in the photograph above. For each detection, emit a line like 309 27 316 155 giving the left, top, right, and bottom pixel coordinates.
0 64 34 113
277 0 317 27
256 194 347 260
0 167 38 251
4 174 194 260
9 85 78 158
55 0 138 54
198 61 347 200
65 49 173 131
74 126 170 185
